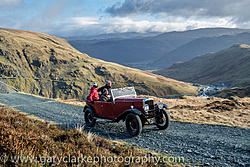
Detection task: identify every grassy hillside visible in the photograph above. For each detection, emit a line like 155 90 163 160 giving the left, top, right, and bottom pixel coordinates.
0 28 196 99
155 44 250 86
153 32 250 68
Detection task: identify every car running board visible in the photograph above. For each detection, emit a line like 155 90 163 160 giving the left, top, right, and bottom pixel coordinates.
94 118 114 123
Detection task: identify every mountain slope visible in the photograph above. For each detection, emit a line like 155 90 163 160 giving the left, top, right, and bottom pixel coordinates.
154 32 250 68
155 44 250 86
69 38 168 64
0 28 196 99
69 28 250 69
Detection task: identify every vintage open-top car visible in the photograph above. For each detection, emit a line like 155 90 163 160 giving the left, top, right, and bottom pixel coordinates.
83 87 170 136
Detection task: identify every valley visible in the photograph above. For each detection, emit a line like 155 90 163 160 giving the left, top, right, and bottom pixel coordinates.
68 28 250 70
155 44 250 97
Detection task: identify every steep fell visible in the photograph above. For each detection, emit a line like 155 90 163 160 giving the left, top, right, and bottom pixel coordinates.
155 44 250 87
0 28 196 99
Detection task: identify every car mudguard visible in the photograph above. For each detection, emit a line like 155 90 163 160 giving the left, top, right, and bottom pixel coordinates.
113 108 144 122
163 103 169 109
83 104 94 112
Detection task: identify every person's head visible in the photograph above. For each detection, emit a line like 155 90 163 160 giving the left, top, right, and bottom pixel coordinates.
103 88 108 95
106 80 112 87
93 82 98 88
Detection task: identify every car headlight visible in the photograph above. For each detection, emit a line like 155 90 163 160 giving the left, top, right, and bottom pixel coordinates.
157 102 163 109
143 104 149 113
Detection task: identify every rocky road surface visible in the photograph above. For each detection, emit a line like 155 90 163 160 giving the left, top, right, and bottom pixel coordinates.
0 80 13 94
0 93 249 166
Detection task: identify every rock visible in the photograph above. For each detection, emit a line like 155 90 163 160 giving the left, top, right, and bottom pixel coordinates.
203 162 210 166
193 150 200 154
234 144 242 149
0 80 12 93
203 152 215 158
228 96 239 101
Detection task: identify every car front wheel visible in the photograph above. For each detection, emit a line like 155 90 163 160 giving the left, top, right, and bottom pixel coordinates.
155 108 170 130
125 113 142 136
84 107 96 127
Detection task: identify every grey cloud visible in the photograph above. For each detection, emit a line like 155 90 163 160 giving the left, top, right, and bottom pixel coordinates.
106 0 250 23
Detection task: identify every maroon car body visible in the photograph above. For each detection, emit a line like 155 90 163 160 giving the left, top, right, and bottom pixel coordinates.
88 97 145 120
84 87 170 136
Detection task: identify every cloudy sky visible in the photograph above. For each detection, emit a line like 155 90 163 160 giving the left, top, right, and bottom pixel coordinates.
0 0 250 36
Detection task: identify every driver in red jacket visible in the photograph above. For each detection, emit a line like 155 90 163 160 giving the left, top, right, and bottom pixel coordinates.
87 83 99 102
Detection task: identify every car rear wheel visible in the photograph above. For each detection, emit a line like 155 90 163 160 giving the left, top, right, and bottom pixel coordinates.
126 113 142 136
84 107 96 127
155 108 170 130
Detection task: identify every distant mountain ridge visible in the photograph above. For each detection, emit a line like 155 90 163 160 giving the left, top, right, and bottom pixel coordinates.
155 44 250 87
63 32 161 40
153 32 250 68
68 28 250 69
155 28 250 40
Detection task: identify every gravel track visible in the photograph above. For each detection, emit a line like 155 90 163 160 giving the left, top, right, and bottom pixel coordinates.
0 93 249 166
0 80 12 94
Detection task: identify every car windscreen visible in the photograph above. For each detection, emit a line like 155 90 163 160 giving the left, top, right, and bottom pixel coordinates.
111 87 137 100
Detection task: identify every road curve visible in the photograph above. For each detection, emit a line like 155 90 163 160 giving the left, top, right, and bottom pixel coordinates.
0 93 249 166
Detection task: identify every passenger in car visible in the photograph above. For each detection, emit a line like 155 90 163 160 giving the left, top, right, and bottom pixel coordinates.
100 88 111 102
87 83 99 102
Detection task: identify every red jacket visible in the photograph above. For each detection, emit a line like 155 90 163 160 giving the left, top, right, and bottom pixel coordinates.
87 87 99 101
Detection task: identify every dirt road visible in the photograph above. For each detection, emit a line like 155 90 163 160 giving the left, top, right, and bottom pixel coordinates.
0 93 249 166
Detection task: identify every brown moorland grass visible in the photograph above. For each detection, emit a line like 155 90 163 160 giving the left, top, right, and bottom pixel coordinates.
139 95 250 128
0 107 182 167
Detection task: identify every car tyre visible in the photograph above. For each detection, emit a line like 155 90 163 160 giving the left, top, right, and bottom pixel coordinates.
140 117 146 127
156 108 170 130
84 107 96 127
126 113 142 136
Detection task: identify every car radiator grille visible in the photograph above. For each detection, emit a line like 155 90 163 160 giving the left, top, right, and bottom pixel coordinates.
145 100 154 110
